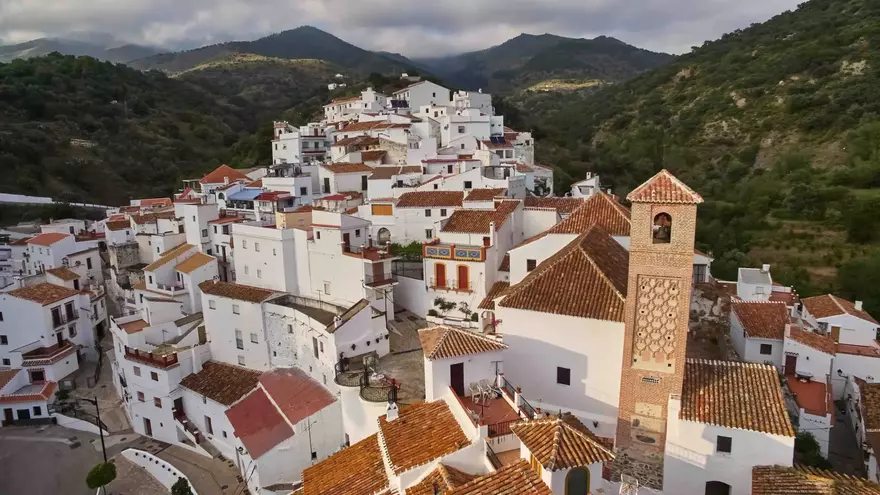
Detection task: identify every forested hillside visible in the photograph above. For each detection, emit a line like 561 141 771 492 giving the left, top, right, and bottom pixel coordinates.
509 0 880 311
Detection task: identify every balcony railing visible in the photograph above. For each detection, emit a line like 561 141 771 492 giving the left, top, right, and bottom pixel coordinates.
364 273 398 287
123 346 179 369
486 443 502 470
155 283 184 292
429 278 473 292
52 310 79 328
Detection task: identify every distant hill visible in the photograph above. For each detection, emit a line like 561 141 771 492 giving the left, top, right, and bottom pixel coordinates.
0 37 161 64
417 33 673 92
129 26 422 75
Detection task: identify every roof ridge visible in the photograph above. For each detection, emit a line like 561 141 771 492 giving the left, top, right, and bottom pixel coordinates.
577 228 627 305
560 418 617 459
546 417 562 471
829 294 850 315
427 326 453 359
502 234 584 299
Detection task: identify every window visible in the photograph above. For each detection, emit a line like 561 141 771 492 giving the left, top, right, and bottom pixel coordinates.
244 266 249 275
156 247 160 254
236 330 244 350
250 333 258 344
238 355 245 366
154 397 162 408
133 366 141 377
257 269 262 279
241 240 247 249
69 324 77 338
148 275 153 284
0 335 7 345
557 367 571 385
201 229 208 238
30 370 45 382
652 213 672 244
425 229 433 239
323 282 331 295
311 451 318 460
565 468 590 495
355 229 361 238
361 175 368 191
458 125 465 133
760 344 773 355
716 435 732 453
0 311 3 321
150 371 158 381
32 406 41 416
440 209 447 216
139 294 144 303
232 304 240 314
526 259 537 272
287 324 293 334
273 248 277 256
323 178 331 194
300 187 307 196
213 226 218 234
447 164 453 173
705 481 731 495
208 300 216 310
254 242 260 252
464 181 472 189
425 209 432 217
316 231 321 240
320 341 324 353
313 337 319 359
1 359 8 366
137 392 145 402
215 245 220 253
86 258 92 270
100 300 104 309
755 286 766 295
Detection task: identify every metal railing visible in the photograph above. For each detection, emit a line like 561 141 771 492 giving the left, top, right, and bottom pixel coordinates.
124 346 179 369
487 418 516 438
156 283 184 292
428 278 473 291
364 273 398 287
520 396 537 419
392 261 424 280
52 310 79 328
500 376 516 400
486 443 502 470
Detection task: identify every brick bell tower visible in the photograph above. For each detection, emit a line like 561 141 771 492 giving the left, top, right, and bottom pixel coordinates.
612 169 703 490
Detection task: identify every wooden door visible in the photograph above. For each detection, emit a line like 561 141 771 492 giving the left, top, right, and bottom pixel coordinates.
457 265 469 290
3 408 13 425
144 417 152 436
343 233 351 250
784 355 797 376
435 263 446 288
831 326 841 342
372 262 384 282
56 332 63 347
450 363 464 397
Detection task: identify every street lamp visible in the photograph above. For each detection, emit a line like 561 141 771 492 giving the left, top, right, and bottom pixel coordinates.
80 397 107 463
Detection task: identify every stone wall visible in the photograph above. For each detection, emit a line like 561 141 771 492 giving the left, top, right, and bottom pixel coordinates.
109 242 140 270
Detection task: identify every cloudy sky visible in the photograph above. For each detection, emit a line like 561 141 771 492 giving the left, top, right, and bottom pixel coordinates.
0 0 805 57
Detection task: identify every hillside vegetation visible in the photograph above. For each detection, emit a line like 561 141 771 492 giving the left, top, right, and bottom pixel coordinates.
418 33 673 93
509 0 880 312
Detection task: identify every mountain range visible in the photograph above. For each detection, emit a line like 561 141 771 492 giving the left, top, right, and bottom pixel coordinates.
0 35 162 64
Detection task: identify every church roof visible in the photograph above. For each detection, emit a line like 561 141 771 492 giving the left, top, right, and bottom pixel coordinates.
627 169 703 204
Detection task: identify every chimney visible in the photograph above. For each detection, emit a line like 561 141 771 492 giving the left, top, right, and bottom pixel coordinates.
534 408 543 419
856 301 864 311
224 176 230 185
761 264 771 273
386 400 399 421
368 235 373 248
784 323 791 339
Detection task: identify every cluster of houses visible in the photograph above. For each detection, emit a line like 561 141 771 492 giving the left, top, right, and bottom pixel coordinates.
2 80 880 495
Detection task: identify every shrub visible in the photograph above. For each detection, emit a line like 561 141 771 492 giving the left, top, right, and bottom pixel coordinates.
172 478 194 495
86 462 116 490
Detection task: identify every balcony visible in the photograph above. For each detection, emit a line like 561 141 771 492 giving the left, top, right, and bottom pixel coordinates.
123 346 179 369
364 273 398 288
155 283 185 292
428 278 473 293
423 242 486 262
18 340 76 366
342 244 397 262
52 310 79 328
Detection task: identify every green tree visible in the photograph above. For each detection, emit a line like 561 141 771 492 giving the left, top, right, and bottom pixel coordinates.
837 254 880 317
171 477 194 495
86 462 116 493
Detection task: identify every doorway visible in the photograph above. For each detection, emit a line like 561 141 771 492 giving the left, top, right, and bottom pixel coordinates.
3 408 13 425
450 363 464 397
435 264 446 288
343 233 351 250
784 355 797 376
143 417 153 436
457 265 469 290
56 332 64 347
16 409 30 421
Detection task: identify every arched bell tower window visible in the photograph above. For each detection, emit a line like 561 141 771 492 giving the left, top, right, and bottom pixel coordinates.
653 213 672 244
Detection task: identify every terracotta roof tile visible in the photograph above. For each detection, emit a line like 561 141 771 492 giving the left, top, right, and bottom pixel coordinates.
106 220 131 231
732 301 789 340
478 281 511 310
838 343 880 358
321 163 374 174
301 433 388 495
139 198 172 207
523 197 584 215
0 380 57 404
511 413 614 471
119 319 149 334
447 459 552 495
681 359 795 436
418 326 507 360
788 326 836 355
479 139 514 150
225 388 293 458
626 169 703 204
246 179 262 188
441 200 519 234
548 192 631 236
259 367 336 426
46 267 79 282
802 294 878 325
143 243 194 271
26 232 71 246
360 150 388 162
198 281 279 304
0 369 20 391
863 383 880 430
752 465 880 494
407 465 478 495
334 135 380 147
499 226 628 322
464 188 506 202
368 166 422 180
7 283 82 306
378 401 470 474
207 216 244 225
175 252 215 274
516 163 534 173
396 191 464 208
200 164 251 185
340 121 409 132
498 254 510 272
179 361 261 406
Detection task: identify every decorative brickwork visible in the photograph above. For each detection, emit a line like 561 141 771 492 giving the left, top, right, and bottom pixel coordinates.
632 276 682 372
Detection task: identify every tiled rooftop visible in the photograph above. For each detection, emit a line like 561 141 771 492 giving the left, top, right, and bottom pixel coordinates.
7 282 82 306
259 367 336 426
441 200 519 234
499 226 628 322
732 300 789 340
478 281 510 310
321 163 374 174
396 191 464 208
46 267 79 281
407 464 478 495
681 359 795 437
752 465 880 494
143 243 194 271
788 325 836 355
175 252 215 274
225 388 293 459
198 280 279 303
418 326 507 360
447 459 552 495
368 165 422 180
464 188 506 202
301 433 388 495
626 169 704 204
802 294 878 325
378 401 470 474
26 232 71 246
860 382 880 430
548 192 631 236
200 164 250 184
523 196 584 215
786 375 832 417
106 220 131 231
179 361 261 406
838 344 880 358
511 413 614 471
119 319 149 335
0 381 57 404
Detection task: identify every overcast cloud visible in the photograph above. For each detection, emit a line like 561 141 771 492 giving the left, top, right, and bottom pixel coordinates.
0 0 804 57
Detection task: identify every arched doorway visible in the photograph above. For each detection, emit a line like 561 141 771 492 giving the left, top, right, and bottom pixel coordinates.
705 481 731 495
565 467 589 495
377 228 391 244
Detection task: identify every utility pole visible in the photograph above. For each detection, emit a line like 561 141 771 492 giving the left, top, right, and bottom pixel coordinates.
82 397 107 463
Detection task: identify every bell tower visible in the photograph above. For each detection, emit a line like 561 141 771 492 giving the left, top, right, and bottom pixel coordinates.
612 170 703 490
